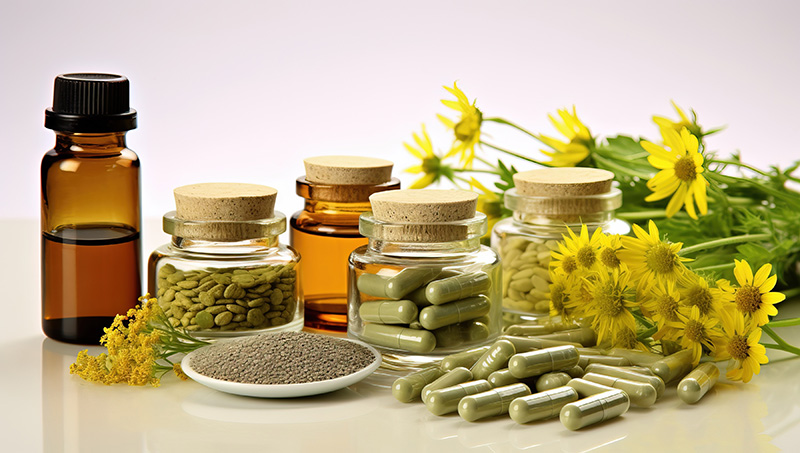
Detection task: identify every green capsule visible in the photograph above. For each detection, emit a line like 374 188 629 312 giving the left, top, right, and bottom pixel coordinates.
361 323 436 353
386 268 441 300
509 387 579 424
425 380 492 416
582 372 657 408
356 273 389 298
535 372 572 392
419 296 490 330
620 365 656 375
650 349 694 384
500 335 581 352
566 378 615 398
606 348 664 367
538 327 597 347
677 363 720 404
487 368 520 388
560 389 630 431
426 272 491 305
440 346 490 371
405 286 431 307
458 383 532 422
566 365 585 378
584 363 665 399
358 300 418 324
471 339 517 380
392 366 445 403
508 345 580 379
577 354 631 369
432 320 490 349
421 367 473 403
504 322 577 336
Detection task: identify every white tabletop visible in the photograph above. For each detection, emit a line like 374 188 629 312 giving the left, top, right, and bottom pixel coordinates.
1 218 799 452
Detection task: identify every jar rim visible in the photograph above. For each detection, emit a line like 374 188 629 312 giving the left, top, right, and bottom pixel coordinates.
504 187 623 215
162 210 287 241
359 211 488 242
295 176 401 203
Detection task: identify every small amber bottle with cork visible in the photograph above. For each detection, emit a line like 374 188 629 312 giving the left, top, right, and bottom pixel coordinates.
291 156 400 331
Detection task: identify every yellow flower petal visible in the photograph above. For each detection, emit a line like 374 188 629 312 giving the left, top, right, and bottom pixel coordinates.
734 259 754 286
665 183 688 217
752 264 772 289
761 291 785 304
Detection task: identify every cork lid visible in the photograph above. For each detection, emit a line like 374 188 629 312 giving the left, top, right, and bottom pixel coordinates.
508 168 621 220
304 156 394 185
365 190 483 242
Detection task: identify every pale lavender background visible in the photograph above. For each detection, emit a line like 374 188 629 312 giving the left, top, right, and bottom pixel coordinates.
1 0 798 221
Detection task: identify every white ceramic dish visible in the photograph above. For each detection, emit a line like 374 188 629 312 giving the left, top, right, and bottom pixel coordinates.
181 338 381 398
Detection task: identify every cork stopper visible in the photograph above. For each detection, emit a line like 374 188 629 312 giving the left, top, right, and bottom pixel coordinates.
509 168 620 220
367 190 480 242
304 156 393 185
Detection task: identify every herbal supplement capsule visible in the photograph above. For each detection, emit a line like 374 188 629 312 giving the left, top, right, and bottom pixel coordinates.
487 369 520 388
566 365 585 378
358 300 418 324
560 389 630 431
432 320 490 349
458 383 532 422
361 323 436 354
441 346 491 371
505 322 577 336
500 335 581 352
584 363 665 399
606 348 664 367
650 349 694 384
508 345 580 379
582 372 657 408
421 367 473 403
535 372 572 392
357 273 389 298
539 328 597 347
392 366 445 403
509 387 579 424
578 354 631 369
567 378 615 397
621 366 656 375
405 286 431 307
471 339 517 380
385 268 441 300
425 380 493 416
678 363 720 404
419 296 490 330
426 272 491 305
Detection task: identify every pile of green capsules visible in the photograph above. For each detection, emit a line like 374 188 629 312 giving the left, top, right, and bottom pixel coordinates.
392 322 721 430
355 267 493 353
156 263 297 332
500 237 559 314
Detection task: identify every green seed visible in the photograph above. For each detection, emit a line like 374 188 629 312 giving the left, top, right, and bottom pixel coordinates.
212 273 231 285
247 308 265 326
233 314 246 322
224 283 246 299
205 305 227 315
199 292 215 306
248 298 266 308
270 289 283 304
215 311 233 326
226 304 247 314
232 274 257 288
166 271 185 284
177 280 199 289
195 311 214 329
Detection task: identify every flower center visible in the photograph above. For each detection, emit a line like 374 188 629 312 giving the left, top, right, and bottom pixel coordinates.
646 243 678 275
421 156 440 173
594 281 625 318
655 294 679 321
600 248 620 268
674 156 697 182
735 285 762 314
551 283 567 314
561 256 577 274
684 319 705 342
576 245 596 269
614 328 638 349
454 111 481 142
686 285 713 315
728 335 750 361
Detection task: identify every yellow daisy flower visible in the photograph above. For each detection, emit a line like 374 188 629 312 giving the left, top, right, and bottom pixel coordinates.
549 268 580 322
610 325 648 351
617 220 691 289
640 279 682 341
715 311 767 383
539 106 594 167
437 82 482 168
653 101 703 139
668 305 723 366
641 127 709 219
598 233 625 271
551 224 604 273
561 268 593 319
720 260 785 326
469 178 503 240
404 125 451 189
582 269 638 346
678 273 725 318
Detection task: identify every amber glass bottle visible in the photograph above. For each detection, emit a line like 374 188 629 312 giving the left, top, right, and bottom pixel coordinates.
290 156 399 332
41 73 141 344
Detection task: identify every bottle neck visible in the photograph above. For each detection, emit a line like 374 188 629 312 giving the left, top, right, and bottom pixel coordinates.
367 238 482 256
55 131 127 154
170 236 281 256
301 199 371 226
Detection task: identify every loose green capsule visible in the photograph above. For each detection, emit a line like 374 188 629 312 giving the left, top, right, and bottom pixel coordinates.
508 345 580 379
487 368 520 388
582 372 657 408
650 349 694 384
358 300 419 324
500 335 581 352
505 321 579 336
539 327 597 347
535 372 572 392
606 348 664 367
584 363 665 399
361 323 436 353
509 386 579 424
405 286 431 307
425 380 492 416
356 273 389 298
392 366 445 403
471 339 517 380
560 389 630 431
421 367 473 403
566 365 585 378
419 296 490 330
441 346 490 371
566 378 615 397
426 272 491 305
620 366 656 375
678 363 720 404
577 354 631 369
458 383 532 422
386 268 441 300
432 320 490 349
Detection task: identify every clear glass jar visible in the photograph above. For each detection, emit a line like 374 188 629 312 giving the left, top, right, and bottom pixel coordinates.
348 210 502 369
148 211 303 336
492 186 630 324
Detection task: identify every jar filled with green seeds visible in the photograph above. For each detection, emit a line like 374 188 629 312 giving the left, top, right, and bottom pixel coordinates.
491 168 629 324
348 189 502 369
148 183 302 336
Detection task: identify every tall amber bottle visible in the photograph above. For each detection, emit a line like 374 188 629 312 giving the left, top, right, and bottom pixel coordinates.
290 156 399 332
41 73 142 344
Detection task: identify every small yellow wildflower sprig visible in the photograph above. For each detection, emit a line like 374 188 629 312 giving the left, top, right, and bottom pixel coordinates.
548 220 799 383
70 295 209 387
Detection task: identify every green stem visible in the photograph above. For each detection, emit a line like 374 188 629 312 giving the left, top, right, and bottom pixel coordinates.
779 287 800 300
592 153 652 179
691 263 736 273
475 155 499 170
480 141 552 167
632 311 655 329
709 159 773 179
452 168 500 175
762 325 800 356
617 210 669 221
678 233 772 256
483 117 541 140
766 317 800 328
638 325 659 340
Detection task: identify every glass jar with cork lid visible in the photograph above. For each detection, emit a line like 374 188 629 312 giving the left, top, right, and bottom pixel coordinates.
348 189 502 369
148 183 302 335
291 156 400 332
491 168 630 323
